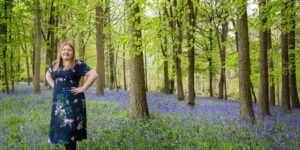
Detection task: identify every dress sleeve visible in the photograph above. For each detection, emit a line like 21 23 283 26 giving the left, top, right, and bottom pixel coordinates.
48 63 54 78
79 60 91 76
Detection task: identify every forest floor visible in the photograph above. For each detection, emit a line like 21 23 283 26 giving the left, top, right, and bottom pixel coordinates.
0 84 299 149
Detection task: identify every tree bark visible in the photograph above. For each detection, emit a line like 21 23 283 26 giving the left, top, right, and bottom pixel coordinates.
237 0 255 124
96 4 105 96
288 0 300 109
268 30 275 106
123 2 127 91
126 0 149 118
187 0 197 106
259 0 270 115
33 0 42 94
175 19 184 100
144 50 148 92
109 43 115 89
161 35 170 94
218 20 228 100
208 26 213 97
0 0 10 94
123 44 127 90
169 64 175 94
165 0 184 100
281 1 291 111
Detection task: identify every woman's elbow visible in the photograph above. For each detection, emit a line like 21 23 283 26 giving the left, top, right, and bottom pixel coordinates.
93 71 98 79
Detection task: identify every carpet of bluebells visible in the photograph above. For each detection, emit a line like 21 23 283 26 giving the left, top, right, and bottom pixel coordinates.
0 84 299 150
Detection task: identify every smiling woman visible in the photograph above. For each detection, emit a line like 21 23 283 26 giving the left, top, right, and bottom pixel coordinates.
45 42 98 150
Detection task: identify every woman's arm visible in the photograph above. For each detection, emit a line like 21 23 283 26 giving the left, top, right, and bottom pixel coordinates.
71 70 98 95
46 71 54 88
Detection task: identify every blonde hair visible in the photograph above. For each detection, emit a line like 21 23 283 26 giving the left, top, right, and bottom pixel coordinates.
53 42 76 71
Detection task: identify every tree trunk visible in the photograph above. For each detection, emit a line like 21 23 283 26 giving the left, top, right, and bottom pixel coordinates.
9 23 14 93
208 26 213 97
218 20 228 100
107 0 115 90
251 82 257 103
175 21 184 100
126 0 149 118
96 4 105 96
114 48 118 90
31 33 35 85
289 0 300 109
123 3 127 91
281 1 291 111
25 45 30 85
169 64 175 94
144 50 148 92
109 43 115 89
0 0 10 94
123 44 127 90
237 0 255 124
33 0 41 93
187 0 197 106
20 22 31 85
161 35 170 94
259 0 270 115
78 32 85 87
268 30 275 106
231 19 239 53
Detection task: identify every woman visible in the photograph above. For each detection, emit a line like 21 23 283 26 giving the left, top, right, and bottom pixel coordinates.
46 42 98 150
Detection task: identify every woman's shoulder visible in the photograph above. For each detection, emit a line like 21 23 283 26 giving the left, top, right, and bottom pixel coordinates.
75 59 86 65
51 60 57 66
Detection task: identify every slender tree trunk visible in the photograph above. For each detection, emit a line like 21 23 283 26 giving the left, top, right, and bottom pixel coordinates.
163 59 169 94
109 43 115 89
126 0 149 118
144 50 148 92
25 46 30 85
162 38 170 94
166 0 184 100
107 0 115 90
123 44 127 90
169 64 175 94
237 0 255 124
268 30 275 106
218 20 228 100
96 4 105 96
44 0 55 87
78 33 85 87
33 0 41 94
122 3 127 91
31 33 35 85
176 23 184 100
281 1 290 111
0 0 9 94
21 22 31 85
114 48 118 90
208 26 213 97
251 82 257 103
187 0 197 106
259 0 270 115
9 22 14 93
288 0 300 109
277 77 280 105
232 19 239 53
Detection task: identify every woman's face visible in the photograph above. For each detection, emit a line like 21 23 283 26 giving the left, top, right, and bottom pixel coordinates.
61 45 74 61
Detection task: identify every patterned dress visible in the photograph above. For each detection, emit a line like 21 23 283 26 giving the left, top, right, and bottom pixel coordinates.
48 60 91 144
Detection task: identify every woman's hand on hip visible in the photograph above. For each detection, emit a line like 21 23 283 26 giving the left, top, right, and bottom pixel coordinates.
70 87 85 95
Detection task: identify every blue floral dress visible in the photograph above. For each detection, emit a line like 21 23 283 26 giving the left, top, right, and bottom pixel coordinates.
48 60 91 144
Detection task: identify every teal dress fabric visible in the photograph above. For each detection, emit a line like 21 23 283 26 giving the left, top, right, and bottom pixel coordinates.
48 60 91 144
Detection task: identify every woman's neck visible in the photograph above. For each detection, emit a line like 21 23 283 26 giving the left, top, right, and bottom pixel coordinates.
62 60 71 66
